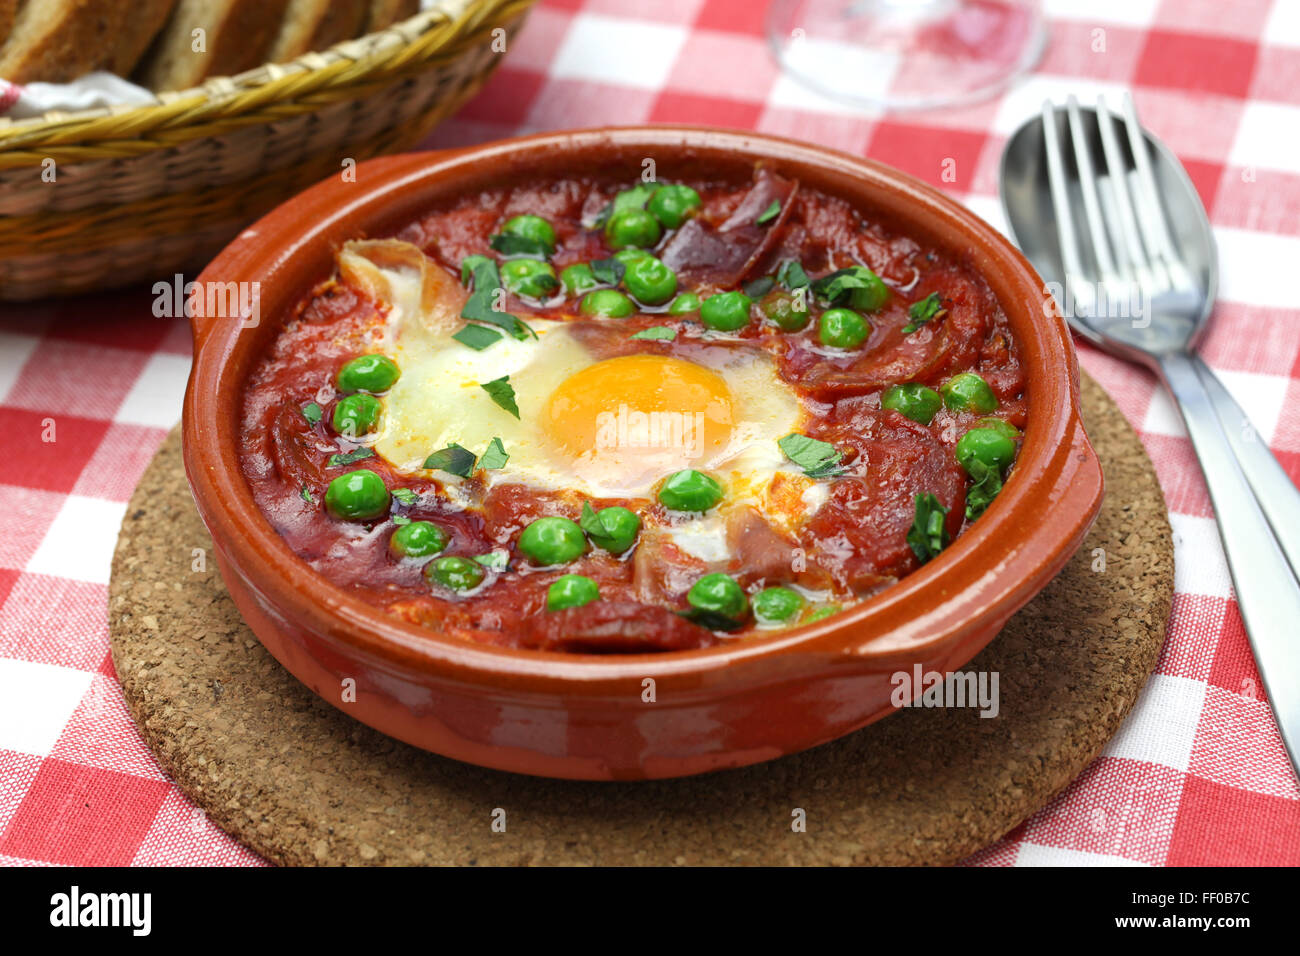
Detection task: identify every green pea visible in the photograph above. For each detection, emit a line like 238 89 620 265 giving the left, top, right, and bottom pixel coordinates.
881 383 942 425
580 289 636 318
337 354 399 393
806 604 841 623
560 263 599 297
622 255 678 305
613 248 651 266
586 505 640 554
389 520 449 559
605 208 662 250
658 469 723 512
955 427 1017 477
324 469 389 520
501 214 556 250
699 290 752 331
501 258 558 299
760 289 810 331
547 574 600 611
518 516 587 565
976 416 1020 439
332 393 382 438
753 586 804 624
941 372 998 413
818 308 870 349
647 184 702 229
848 269 891 312
688 573 749 621
667 292 700 315
425 555 486 592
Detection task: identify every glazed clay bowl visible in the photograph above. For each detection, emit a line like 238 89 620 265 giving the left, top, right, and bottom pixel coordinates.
183 127 1103 781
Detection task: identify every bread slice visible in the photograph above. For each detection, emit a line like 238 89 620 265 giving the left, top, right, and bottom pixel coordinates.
364 0 419 34
0 0 23 51
0 0 176 83
268 0 368 64
136 0 290 92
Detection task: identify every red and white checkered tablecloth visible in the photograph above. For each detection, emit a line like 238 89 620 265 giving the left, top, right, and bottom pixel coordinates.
2 0 1298 868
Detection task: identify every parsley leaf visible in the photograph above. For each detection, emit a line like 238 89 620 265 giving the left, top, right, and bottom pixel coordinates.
460 254 492 286
479 437 509 471
810 265 879 305
300 402 322 425
963 458 1003 521
423 444 477 477
756 199 781 225
579 501 626 550
902 292 946 334
474 550 510 571
480 376 520 419
743 276 776 298
460 257 535 341
489 233 554 259
906 493 950 564
590 257 626 286
392 515 412 526
630 325 677 341
678 607 746 632
778 433 844 479
592 183 658 228
327 447 374 467
300 485 313 503
776 259 810 291
452 325 503 351
391 488 419 505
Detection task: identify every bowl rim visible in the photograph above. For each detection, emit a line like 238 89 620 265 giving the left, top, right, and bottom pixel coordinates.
183 124 1103 695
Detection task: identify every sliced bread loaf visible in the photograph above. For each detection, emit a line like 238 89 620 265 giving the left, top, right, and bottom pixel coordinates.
268 0 368 64
136 0 290 92
0 0 176 83
364 0 419 34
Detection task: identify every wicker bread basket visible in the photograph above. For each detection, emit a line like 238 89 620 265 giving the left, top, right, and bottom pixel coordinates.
0 0 535 301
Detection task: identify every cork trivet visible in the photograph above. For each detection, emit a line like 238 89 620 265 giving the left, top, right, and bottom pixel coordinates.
108 373 1172 866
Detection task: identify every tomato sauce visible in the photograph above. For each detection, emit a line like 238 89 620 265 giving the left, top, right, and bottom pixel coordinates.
240 167 1026 653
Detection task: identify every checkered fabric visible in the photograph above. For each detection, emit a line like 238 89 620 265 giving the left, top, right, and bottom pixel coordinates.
2 0 1298 867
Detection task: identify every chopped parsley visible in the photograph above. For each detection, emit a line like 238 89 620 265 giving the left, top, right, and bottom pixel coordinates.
679 607 746 632
906 493 950 564
479 437 509 471
300 402 323 425
452 324 503 351
299 485 313 503
756 199 781 225
460 254 492 286
392 515 412 526
423 443 477 477
776 259 810 291
480 376 520 419
778 433 844 479
327 447 374 467
963 459 1003 521
578 501 625 551
590 257 626 286
630 325 677 341
458 257 534 344
474 550 510 571
810 265 878 305
592 183 658 228
489 233 553 259
743 276 776 298
391 488 419 505
902 292 946 334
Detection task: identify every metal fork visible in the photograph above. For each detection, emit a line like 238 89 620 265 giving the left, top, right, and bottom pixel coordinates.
1038 94 1300 779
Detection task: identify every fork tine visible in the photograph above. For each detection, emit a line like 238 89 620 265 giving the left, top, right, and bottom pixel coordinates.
1095 94 1158 288
1121 92 1196 292
1065 95 1119 285
1041 100 1091 316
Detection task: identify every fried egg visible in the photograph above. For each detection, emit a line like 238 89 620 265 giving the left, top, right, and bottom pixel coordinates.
361 252 809 534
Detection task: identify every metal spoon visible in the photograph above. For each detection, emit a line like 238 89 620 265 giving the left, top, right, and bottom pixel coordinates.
999 94 1300 780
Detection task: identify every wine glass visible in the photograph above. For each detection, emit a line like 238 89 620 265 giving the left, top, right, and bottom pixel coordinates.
767 0 1047 111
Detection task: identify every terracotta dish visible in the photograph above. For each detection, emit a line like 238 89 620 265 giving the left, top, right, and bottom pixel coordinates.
183 127 1103 780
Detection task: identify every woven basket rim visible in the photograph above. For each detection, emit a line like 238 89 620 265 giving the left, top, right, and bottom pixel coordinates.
0 0 513 145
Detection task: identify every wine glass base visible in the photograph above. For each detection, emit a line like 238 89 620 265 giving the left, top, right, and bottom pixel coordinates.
767 0 1047 112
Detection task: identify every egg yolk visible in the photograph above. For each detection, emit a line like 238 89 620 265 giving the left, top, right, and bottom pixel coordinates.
542 355 735 489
